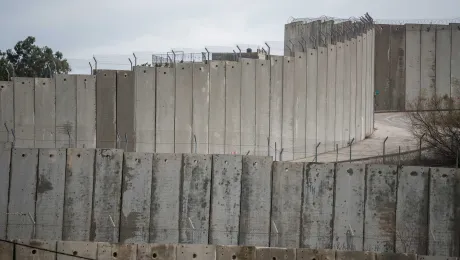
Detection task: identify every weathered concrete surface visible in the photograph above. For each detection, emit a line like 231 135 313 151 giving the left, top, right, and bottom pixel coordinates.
134 66 156 152
452 24 460 107
435 25 451 109
282 56 294 160
241 58 256 155
255 247 296 260
116 70 135 151
97 242 137 260
192 63 210 154
175 63 193 153
349 39 357 143
301 163 334 249
239 156 272 246
209 61 226 154
342 42 351 146
326 46 337 150
210 154 242 245
376 252 416 260
15 239 56 260
96 70 117 148
76 75 97 148
362 33 369 138
255 59 270 156
120 152 153 243
396 166 429 254
269 56 283 160
335 43 344 149
333 163 365 251
34 78 55 148
374 25 391 111
317 47 328 154
293 52 306 159
156 67 175 153
0 81 13 145
57 240 97 260
36 149 66 241
420 24 436 108
417 256 458 260
7 148 38 240
336 250 375 260
364 165 397 252
150 153 182 243
62 149 95 241
306 49 317 157
225 61 241 155
270 161 303 248
356 37 363 142
405 24 422 110
0 241 13 259
177 244 216 260
0 146 11 239
91 149 123 242
14 78 35 148
216 245 256 260
137 244 176 260
296 248 336 260
388 25 406 112
179 154 212 244
56 75 77 148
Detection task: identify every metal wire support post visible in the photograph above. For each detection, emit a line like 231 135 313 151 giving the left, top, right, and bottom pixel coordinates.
264 42 271 55
193 135 197 153
383 136 389 163
279 148 284 161
314 142 321 162
419 134 425 162
133 53 137 66
88 62 93 75
93 56 98 71
128 58 133 71
204 48 210 62
236 45 242 60
336 144 339 163
267 137 270 157
274 142 277 161
348 138 355 162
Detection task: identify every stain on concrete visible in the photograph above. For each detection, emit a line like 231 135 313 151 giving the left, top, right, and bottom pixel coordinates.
37 174 53 194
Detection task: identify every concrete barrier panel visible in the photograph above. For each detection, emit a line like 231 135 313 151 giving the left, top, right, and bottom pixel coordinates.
405 24 421 110
179 154 212 244
362 33 368 137
326 46 337 149
156 67 175 153
388 25 406 111
57 240 97 260
356 37 363 141
282 56 294 160
336 250 375 260
396 166 429 254
371 29 375 132
97 242 137 260
175 63 193 153
452 24 460 107
420 24 436 108
15 239 56 260
192 63 210 154
241 59 256 156
62 149 95 241
317 47 328 154
270 161 303 247
417 256 458 260
0 241 13 259
177 244 216 260
120 152 153 243
335 43 344 149
116 70 135 152
225 61 241 154
36 149 66 241
91 149 123 242
269 56 283 160
217 245 256 260
0 145 11 239
364 165 397 252
428 168 458 256
209 61 226 154
239 156 272 246
96 70 117 148
333 163 365 251
134 66 156 152
306 49 317 157
293 52 306 159
0 81 13 145
255 247 295 260
435 25 451 109
56 75 77 148
14 78 35 148
376 252 416 260
150 153 182 243
137 244 176 260
7 148 38 240
255 59 270 156
76 75 97 148
210 155 242 245
374 25 391 111
350 39 358 142
301 163 334 248
34 78 55 148
296 248 335 260
342 41 351 146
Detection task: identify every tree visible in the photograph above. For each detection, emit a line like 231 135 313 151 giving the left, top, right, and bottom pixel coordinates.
0 36 71 81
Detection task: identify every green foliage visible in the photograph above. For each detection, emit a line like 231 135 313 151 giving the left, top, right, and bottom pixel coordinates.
0 36 71 81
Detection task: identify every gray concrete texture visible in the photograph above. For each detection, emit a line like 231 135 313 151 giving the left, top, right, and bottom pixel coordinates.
0 148 460 257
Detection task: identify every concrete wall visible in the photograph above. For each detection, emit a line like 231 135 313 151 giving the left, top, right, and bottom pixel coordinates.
0 148 459 256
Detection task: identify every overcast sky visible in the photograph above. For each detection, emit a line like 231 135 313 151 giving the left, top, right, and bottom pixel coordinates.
1 0 459 72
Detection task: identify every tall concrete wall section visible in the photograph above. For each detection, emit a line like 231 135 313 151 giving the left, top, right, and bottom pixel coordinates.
34 78 55 148
367 29 374 135
134 67 156 153
150 153 181 243
428 168 458 256
342 42 351 146
192 63 210 154
175 64 193 154
371 28 375 131
209 154 242 245
317 47 327 154
239 156 272 246
356 37 363 141
255 59 270 156
420 24 436 108
62 148 95 241
374 25 391 111
7 148 38 240
364 165 397 252
179 154 212 244
116 71 135 152
451 24 460 107
306 49 317 157
56 75 77 148
349 39 357 142
389 25 406 111
270 162 303 248
14 78 35 148
269 56 283 160
241 58 256 156
326 46 336 151
120 152 152 243
209 61 226 154
282 56 294 160
0 81 13 145
35 149 66 241
293 52 306 159
91 149 123 242
335 43 344 149
96 70 117 148
405 24 422 110
362 33 368 138
301 163 334 249
156 67 175 153
76 75 96 148
435 25 451 108
396 166 429 254
0 144 10 239
225 61 241 155
333 163 365 251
